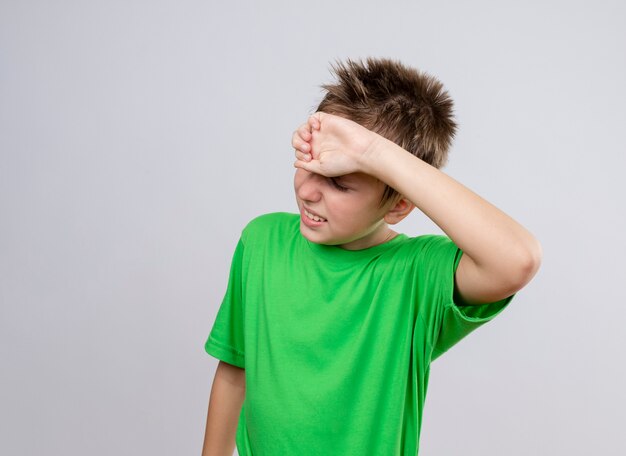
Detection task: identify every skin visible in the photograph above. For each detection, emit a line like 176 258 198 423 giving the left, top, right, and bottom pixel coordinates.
292 113 415 251
294 169 414 250
201 361 245 456
292 111 542 305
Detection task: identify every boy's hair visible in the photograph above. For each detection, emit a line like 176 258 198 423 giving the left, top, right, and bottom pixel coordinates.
314 57 457 207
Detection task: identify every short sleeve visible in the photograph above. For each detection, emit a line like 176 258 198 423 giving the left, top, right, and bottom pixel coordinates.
417 235 515 363
204 237 246 368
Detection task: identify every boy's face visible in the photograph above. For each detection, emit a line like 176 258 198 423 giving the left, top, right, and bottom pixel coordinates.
294 168 397 250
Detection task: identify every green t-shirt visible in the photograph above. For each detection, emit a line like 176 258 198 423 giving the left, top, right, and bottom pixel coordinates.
205 212 514 455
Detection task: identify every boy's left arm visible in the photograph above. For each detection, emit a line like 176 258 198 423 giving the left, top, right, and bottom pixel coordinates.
367 134 542 305
293 112 542 306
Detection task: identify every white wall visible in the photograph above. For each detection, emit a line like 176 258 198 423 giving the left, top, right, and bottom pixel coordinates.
1 1 624 454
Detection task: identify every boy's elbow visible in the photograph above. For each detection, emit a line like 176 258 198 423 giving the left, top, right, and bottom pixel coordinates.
513 240 543 289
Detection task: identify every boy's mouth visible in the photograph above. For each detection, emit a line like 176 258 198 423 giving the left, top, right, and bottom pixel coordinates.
302 206 327 223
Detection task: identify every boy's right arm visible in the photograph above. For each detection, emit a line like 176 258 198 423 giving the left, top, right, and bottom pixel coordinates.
201 360 246 456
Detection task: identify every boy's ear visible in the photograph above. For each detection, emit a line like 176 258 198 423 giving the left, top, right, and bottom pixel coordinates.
383 196 415 225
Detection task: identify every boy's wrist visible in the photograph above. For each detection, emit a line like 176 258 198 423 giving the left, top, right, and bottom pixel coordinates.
360 133 386 176
360 133 400 181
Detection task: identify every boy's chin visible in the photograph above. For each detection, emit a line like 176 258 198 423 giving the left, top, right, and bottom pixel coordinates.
299 225 323 243
298 225 339 245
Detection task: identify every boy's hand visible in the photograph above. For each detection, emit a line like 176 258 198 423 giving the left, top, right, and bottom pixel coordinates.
292 112 380 177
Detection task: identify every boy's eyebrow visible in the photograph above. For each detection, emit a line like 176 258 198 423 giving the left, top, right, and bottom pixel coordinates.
336 174 356 183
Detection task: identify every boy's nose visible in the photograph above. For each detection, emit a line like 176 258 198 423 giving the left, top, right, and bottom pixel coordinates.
297 171 323 203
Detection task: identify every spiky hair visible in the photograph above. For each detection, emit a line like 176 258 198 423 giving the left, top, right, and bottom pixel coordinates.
315 57 457 206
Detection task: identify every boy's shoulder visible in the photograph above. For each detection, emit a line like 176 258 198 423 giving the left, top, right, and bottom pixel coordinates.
241 212 298 241
244 211 297 230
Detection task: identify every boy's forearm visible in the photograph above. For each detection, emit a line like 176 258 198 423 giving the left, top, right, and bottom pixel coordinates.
201 363 246 456
362 136 542 284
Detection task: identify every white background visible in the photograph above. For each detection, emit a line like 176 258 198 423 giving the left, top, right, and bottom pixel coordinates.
1 1 625 454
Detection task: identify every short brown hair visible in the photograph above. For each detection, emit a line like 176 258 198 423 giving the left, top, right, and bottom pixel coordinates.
314 57 457 207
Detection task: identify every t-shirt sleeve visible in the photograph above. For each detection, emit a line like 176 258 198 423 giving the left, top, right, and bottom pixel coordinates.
204 237 246 368
418 235 515 363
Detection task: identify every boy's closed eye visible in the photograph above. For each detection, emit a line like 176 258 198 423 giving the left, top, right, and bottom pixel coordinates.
328 176 350 192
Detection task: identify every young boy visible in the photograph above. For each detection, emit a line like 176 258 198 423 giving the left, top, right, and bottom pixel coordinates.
201 57 542 456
